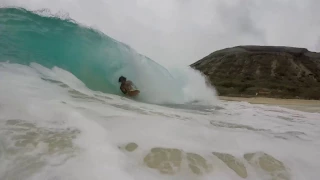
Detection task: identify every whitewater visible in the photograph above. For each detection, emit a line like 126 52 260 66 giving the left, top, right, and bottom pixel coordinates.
0 5 320 180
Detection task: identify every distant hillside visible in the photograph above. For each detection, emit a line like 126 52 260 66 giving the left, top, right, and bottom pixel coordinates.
190 45 320 100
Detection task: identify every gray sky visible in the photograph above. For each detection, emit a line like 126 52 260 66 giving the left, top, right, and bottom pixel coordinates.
2 0 320 67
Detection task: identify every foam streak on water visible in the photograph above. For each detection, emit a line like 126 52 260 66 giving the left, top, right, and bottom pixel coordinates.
0 63 320 180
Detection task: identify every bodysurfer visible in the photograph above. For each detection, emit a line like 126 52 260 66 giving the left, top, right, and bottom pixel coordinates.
118 76 140 97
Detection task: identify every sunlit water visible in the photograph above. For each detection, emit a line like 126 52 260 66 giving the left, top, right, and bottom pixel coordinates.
0 62 319 180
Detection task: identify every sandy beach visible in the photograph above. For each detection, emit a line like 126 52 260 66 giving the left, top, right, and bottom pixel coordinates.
219 96 320 113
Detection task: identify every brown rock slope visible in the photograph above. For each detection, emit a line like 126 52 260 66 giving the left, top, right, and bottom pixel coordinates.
190 45 320 100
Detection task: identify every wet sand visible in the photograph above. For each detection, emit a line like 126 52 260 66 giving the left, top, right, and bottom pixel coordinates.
219 96 320 113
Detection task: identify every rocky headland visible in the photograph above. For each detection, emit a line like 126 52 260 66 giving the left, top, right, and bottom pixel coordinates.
191 45 320 100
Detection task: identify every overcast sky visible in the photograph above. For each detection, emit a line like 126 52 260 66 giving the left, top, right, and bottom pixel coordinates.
2 0 320 67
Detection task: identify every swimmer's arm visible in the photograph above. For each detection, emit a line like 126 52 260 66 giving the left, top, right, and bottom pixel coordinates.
120 86 127 94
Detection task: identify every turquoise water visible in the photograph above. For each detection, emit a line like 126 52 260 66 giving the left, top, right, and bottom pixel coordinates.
0 7 188 103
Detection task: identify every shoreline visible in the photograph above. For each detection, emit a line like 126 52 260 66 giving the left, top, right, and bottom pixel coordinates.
218 96 320 113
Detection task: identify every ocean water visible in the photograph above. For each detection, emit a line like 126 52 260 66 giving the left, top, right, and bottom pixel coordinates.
1 6 320 180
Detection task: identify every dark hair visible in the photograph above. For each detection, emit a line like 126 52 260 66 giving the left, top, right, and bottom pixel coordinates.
118 76 126 82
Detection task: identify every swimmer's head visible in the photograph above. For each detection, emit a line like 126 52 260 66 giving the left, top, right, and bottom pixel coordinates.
118 76 126 83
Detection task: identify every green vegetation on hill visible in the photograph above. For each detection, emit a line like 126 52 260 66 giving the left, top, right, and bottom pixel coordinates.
190 45 320 100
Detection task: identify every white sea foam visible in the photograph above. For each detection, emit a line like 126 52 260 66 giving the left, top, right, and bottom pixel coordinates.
0 63 319 180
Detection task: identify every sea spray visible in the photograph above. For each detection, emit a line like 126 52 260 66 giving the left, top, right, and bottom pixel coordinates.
168 67 218 105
